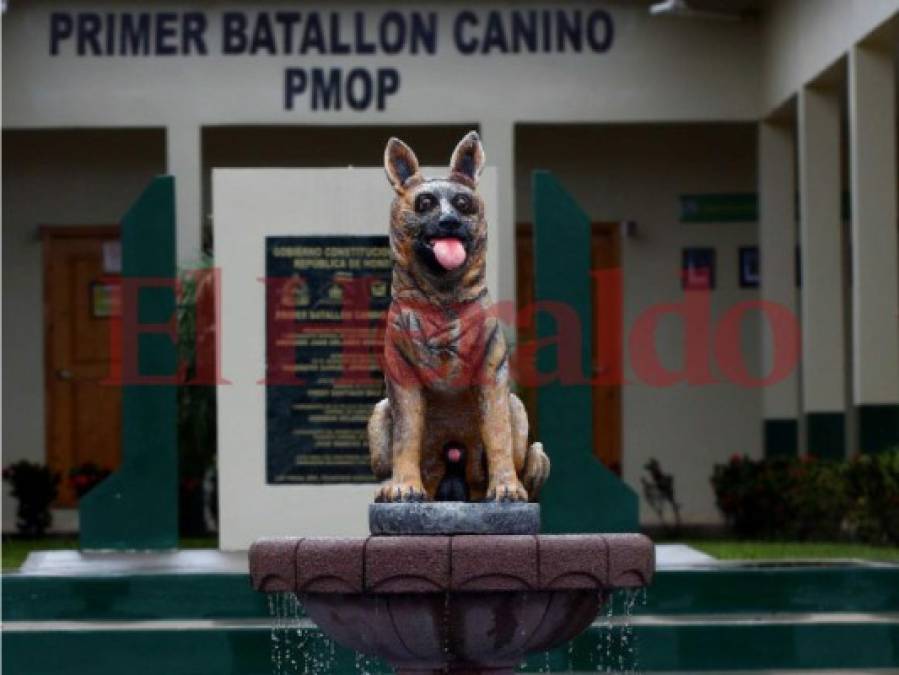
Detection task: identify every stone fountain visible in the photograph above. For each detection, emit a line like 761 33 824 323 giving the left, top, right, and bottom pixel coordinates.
249 133 654 674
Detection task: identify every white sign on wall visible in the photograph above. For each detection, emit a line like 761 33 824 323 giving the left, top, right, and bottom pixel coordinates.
214 167 497 550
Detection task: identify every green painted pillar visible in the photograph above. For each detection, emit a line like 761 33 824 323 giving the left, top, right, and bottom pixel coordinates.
763 419 799 458
532 171 638 533
79 176 179 549
858 405 899 455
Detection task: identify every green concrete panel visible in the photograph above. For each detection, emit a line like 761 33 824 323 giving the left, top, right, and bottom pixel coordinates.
806 412 845 459
532 171 638 533
79 176 179 549
858 404 899 454
763 418 799 458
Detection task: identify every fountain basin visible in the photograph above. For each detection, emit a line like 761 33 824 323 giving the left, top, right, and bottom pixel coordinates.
250 533 654 674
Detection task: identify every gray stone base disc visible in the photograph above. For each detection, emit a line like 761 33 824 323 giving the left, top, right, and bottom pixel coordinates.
369 502 540 535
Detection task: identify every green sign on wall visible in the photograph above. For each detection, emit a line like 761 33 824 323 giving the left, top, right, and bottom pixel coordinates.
679 193 758 223
680 191 852 223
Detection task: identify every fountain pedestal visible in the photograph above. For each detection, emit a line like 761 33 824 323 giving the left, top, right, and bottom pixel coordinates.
250 526 654 674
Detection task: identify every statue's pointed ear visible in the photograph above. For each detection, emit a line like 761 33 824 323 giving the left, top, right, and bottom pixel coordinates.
449 131 485 187
384 137 422 194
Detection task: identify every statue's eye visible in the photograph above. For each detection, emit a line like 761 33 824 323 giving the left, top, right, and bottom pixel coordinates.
414 193 437 213
452 194 474 214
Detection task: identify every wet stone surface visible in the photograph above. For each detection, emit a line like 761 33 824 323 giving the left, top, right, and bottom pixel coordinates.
369 502 540 535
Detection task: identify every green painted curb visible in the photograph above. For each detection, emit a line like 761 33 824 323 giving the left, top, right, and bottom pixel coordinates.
646 566 899 614
2 573 268 621
6 565 899 622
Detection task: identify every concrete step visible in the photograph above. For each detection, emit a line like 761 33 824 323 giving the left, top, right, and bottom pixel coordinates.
4 552 898 672
3 612 898 673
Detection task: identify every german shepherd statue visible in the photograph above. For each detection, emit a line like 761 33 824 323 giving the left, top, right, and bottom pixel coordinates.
368 131 550 503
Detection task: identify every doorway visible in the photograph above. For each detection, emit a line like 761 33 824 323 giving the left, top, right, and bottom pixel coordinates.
515 222 622 474
42 226 122 506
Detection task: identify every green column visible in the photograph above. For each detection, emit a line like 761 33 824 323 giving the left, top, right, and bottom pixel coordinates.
79 176 179 549
764 419 799 458
532 171 638 533
858 405 899 455
806 413 846 460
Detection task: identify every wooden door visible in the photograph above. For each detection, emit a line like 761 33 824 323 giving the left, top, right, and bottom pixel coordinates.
43 227 122 506
516 222 622 473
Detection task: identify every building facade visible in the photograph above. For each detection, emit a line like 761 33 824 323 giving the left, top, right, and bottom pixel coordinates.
3 0 898 531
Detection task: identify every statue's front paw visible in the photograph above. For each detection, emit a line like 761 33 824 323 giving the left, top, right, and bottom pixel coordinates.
375 480 428 503
485 480 528 502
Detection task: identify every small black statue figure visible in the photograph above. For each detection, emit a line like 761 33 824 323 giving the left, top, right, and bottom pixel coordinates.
436 444 469 502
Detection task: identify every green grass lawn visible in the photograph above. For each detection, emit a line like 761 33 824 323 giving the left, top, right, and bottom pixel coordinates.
685 540 899 562
2 536 218 571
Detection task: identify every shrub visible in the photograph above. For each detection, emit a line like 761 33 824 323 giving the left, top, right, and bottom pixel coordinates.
712 455 792 538
177 261 217 535
2 461 60 537
711 450 899 543
786 458 848 540
844 449 899 544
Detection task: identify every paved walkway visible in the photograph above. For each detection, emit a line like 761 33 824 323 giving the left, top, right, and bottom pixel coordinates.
17 543 714 576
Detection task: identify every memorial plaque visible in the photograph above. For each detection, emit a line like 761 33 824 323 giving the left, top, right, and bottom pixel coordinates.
266 235 391 484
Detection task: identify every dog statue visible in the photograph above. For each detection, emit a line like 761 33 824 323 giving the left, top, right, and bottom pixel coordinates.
368 131 550 503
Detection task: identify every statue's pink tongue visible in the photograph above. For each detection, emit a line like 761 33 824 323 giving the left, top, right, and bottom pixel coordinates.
432 238 466 270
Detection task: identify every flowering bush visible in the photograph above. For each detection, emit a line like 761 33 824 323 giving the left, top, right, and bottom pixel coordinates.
844 450 899 544
711 450 899 543
712 455 807 538
68 462 111 499
2 461 60 536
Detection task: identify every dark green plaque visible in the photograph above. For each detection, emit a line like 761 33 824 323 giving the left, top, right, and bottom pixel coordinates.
265 235 390 484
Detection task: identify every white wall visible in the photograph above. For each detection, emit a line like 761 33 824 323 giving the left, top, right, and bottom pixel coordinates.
2 0 763 269
1 129 165 532
761 0 898 114
516 123 760 524
2 1 762 128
